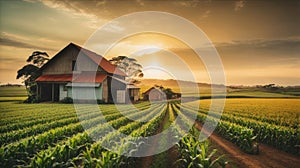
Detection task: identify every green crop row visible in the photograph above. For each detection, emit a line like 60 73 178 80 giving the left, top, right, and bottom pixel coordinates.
29 104 167 167
168 103 227 168
187 99 300 129
183 103 299 155
177 104 258 154
0 102 155 167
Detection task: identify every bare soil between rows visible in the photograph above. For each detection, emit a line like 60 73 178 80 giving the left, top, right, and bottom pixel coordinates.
136 107 300 168
137 109 179 168
193 121 300 168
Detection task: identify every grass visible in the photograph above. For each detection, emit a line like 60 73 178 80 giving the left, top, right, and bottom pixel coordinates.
0 86 27 97
0 86 27 102
0 97 27 102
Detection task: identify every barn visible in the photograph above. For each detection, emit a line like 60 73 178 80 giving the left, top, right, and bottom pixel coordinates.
142 86 181 101
142 87 166 101
35 42 140 103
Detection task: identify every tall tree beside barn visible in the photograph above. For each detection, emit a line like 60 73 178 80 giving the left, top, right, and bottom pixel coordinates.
16 51 49 102
109 56 144 84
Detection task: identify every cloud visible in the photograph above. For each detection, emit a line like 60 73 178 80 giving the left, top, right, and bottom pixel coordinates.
214 38 300 50
200 10 211 19
133 46 162 56
101 21 125 33
136 0 145 6
0 32 56 51
37 0 210 21
213 38 300 69
166 38 300 71
173 0 199 8
37 0 105 29
234 0 245 11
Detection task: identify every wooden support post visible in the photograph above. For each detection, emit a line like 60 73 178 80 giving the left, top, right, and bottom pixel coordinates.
40 84 42 99
36 83 39 100
52 83 54 102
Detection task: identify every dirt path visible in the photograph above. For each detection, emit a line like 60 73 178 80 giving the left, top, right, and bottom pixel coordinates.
138 106 179 168
164 108 179 168
137 110 168 168
193 121 300 168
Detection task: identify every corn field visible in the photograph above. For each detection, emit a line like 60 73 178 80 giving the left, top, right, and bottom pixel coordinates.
0 98 299 167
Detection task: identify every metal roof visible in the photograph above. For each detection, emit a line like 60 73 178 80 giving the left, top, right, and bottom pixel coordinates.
36 74 73 82
72 72 106 83
65 83 101 87
36 73 107 83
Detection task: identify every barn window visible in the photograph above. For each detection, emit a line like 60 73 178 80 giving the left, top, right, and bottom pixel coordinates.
72 60 77 71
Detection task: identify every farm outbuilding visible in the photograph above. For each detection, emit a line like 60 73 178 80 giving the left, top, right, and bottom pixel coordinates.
142 86 181 101
142 87 166 101
35 42 139 104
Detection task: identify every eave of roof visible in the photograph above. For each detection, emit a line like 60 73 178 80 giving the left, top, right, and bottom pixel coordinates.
36 72 107 83
36 74 73 82
143 87 162 95
72 72 106 83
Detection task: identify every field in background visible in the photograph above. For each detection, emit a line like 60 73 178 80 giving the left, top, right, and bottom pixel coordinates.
0 86 27 97
0 83 299 167
1 80 299 102
0 86 27 102
138 79 300 98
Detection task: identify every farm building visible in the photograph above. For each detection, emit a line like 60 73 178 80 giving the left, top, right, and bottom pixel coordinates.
142 87 166 101
35 42 140 103
142 86 181 101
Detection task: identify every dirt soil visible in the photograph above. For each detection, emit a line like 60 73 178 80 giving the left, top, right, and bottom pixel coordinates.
136 111 168 168
193 121 300 168
137 109 300 168
137 108 179 168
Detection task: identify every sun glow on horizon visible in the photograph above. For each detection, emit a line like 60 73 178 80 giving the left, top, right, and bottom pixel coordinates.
142 66 175 80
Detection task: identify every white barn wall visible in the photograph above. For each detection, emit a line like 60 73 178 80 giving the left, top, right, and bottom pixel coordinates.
67 86 103 100
59 84 68 100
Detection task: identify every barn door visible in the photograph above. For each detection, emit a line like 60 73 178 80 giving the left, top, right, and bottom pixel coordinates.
116 90 126 103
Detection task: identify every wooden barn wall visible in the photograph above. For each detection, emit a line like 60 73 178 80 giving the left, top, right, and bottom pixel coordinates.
43 45 99 75
102 78 108 103
76 53 99 72
108 77 126 103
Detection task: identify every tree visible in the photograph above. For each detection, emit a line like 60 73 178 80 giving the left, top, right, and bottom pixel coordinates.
163 88 174 99
16 51 49 102
109 56 144 84
153 85 176 99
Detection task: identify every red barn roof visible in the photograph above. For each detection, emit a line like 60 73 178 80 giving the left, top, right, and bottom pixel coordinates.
36 73 107 83
72 72 106 83
36 74 73 82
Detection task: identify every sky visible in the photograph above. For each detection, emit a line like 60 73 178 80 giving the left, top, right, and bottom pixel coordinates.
0 0 299 86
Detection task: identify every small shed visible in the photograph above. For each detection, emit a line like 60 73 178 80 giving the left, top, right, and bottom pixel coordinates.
142 87 166 101
142 86 181 101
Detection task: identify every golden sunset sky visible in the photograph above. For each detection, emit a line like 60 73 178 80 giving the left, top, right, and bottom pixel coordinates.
0 0 299 86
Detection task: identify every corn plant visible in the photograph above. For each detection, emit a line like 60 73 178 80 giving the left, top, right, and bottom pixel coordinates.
176 128 228 168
